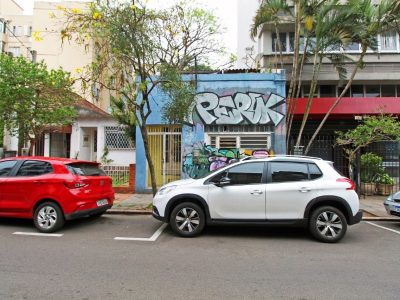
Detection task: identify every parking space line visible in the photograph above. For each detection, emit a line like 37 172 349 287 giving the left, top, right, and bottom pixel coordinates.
365 222 400 235
114 223 168 242
13 232 64 237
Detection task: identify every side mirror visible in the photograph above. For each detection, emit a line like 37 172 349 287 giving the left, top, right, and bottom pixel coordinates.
215 177 231 187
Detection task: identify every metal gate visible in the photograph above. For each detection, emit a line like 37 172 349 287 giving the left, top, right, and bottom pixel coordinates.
147 125 182 188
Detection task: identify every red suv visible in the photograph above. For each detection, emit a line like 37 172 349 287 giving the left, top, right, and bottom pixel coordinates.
0 157 114 233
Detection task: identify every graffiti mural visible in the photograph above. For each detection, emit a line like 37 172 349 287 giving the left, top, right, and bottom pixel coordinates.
183 145 275 179
183 144 240 179
193 92 285 126
243 149 273 158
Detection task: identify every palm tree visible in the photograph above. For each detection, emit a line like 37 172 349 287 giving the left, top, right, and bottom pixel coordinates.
295 0 353 148
304 0 400 154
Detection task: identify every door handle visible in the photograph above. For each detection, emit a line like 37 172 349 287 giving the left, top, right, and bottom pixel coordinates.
299 187 311 193
250 190 263 195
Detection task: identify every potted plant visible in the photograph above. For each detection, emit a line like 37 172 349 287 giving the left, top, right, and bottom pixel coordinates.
360 153 383 195
376 173 395 196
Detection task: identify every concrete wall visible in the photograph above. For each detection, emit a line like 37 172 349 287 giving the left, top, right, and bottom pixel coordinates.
135 72 286 192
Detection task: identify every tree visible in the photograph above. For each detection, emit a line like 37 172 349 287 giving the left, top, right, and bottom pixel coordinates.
304 0 400 154
250 0 400 154
61 0 224 195
0 55 76 155
336 114 400 178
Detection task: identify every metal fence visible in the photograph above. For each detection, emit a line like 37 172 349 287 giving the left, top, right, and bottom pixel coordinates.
289 135 400 195
102 165 130 187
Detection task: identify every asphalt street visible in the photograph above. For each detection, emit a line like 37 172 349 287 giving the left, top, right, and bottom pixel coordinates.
0 215 399 299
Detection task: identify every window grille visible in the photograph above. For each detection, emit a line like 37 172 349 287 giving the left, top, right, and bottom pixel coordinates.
105 126 134 150
208 134 271 150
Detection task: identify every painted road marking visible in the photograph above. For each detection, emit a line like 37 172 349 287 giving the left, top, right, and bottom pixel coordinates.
13 232 64 237
365 222 400 236
114 223 168 242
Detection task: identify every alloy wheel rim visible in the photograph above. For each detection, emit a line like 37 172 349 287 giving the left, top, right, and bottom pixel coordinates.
37 206 58 229
175 208 200 233
316 211 343 238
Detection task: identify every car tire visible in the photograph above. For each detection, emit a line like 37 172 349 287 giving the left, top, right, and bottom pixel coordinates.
33 202 65 233
170 202 205 238
309 206 347 243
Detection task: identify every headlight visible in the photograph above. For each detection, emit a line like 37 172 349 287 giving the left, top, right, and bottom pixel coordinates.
157 185 177 196
386 194 393 202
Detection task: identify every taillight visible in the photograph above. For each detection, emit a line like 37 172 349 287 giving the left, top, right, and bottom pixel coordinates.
336 178 355 190
64 180 89 189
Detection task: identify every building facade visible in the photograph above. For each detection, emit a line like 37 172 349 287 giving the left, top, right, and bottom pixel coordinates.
135 72 286 192
1 0 134 166
252 0 400 182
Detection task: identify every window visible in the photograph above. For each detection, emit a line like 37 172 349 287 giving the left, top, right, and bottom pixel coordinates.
0 21 6 34
12 26 23 37
308 163 323 179
208 134 271 150
338 86 351 97
288 32 295 52
381 85 396 97
319 85 336 97
105 126 134 149
16 161 53 177
222 162 264 185
365 85 380 98
270 162 309 183
380 32 397 51
272 32 287 52
0 160 17 177
351 85 364 97
8 47 20 57
345 42 360 51
66 163 105 176
302 85 311 97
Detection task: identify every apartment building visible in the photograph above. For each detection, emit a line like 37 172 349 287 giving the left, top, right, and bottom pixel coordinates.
252 0 400 174
1 0 134 165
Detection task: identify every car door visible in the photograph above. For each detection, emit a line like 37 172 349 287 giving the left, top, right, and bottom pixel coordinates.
2 160 54 216
207 161 266 220
265 161 323 220
0 160 18 213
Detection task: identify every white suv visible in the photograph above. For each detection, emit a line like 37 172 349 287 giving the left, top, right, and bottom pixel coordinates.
152 156 362 243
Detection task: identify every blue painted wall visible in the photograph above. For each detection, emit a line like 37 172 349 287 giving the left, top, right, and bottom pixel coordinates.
136 72 286 192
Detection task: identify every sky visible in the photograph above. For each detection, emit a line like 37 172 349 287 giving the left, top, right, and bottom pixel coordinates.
14 0 238 58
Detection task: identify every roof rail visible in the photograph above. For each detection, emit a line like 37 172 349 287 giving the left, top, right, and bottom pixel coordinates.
269 155 323 160
240 155 323 161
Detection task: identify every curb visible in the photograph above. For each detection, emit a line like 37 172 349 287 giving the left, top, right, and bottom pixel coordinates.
106 209 152 215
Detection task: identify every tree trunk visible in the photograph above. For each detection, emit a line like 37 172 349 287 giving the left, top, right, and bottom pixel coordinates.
285 0 301 152
286 35 309 151
139 123 157 196
304 52 366 155
28 138 36 156
295 53 322 147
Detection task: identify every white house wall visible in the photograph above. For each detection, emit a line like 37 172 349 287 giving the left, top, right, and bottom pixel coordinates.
71 118 135 166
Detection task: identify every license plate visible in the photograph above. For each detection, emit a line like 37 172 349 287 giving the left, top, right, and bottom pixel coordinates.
96 199 108 207
395 206 400 213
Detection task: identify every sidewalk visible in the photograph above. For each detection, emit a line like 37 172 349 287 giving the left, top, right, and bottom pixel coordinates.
108 192 399 221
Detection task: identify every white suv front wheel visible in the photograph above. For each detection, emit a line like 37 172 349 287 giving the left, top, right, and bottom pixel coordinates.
170 202 205 237
309 206 347 243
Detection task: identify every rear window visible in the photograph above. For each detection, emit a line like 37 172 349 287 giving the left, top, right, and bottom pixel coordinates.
66 163 106 176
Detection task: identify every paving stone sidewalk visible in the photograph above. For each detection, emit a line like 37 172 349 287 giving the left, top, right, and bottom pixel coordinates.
108 192 399 220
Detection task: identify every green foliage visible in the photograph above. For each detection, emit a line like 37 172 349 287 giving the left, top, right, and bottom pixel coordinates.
100 146 113 165
61 0 223 194
336 115 400 164
159 64 196 123
376 173 395 185
360 152 383 183
0 55 76 149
